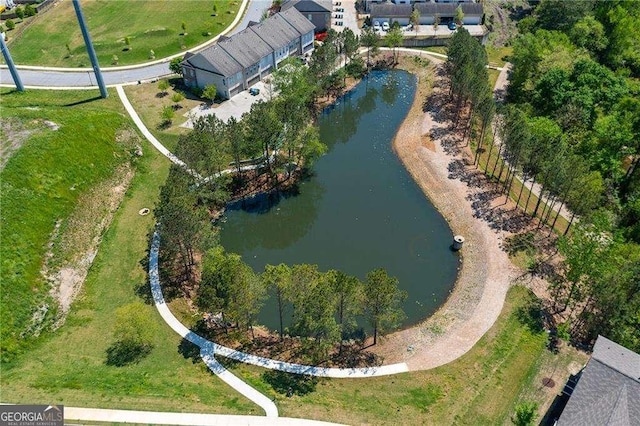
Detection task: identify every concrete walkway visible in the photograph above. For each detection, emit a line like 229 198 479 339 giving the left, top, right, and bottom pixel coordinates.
150 232 410 378
62 406 343 425
149 236 278 418
0 0 270 89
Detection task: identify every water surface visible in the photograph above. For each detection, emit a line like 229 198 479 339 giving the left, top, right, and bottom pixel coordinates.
220 70 459 329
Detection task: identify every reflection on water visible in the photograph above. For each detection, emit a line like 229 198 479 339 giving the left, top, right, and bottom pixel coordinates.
220 70 459 330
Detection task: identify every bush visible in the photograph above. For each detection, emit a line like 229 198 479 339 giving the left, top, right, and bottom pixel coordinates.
169 56 183 75
111 54 119 65
24 4 36 17
15 7 24 20
171 92 184 103
202 84 217 102
512 401 538 426
161 105 175 124
105 302 155 366
6 20 15 31
158 79 170 93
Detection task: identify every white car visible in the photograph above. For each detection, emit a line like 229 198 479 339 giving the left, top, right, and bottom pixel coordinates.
373 21 381 32
382 22 390 32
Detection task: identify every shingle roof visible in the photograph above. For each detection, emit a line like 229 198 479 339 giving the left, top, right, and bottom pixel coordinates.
217 27 273 68
415 2 484 17
370 3 413 18
558 336 640 426
279 7 317 35
184 44 243 77
182 8 313 77
281 0 331 13
249 12 302 49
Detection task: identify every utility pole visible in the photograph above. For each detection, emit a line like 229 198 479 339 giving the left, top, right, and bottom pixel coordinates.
0 34 24 92
72 0 107 98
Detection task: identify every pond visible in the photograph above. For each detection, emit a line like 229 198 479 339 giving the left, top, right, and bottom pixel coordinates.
219 70 459 330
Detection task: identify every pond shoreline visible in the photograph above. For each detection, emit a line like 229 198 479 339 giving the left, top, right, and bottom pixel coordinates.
375 52 518 370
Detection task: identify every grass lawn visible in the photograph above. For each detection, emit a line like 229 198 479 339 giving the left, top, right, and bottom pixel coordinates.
4 0 239 67
0 89 258 414
0 88 134 364
198 286 585 424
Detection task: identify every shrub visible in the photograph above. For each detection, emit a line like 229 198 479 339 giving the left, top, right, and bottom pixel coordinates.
161 105 175 124
124 36 131 50
202 84 217 102
6 20 15 31
24 4 36 17
111 54 119 65
105 302 155 366
15 7 24 21
169 56 183 75
512 401 538 426
157 79 170 93
171 92 184 103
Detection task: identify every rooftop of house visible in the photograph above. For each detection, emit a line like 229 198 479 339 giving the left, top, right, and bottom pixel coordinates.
248 13 302 49
281 0 332 13
182 8 314 77
557 336 640 426
184 44 243 77
370 2 413 17
414 2 484 16
278 7 317 35
218 27 273 68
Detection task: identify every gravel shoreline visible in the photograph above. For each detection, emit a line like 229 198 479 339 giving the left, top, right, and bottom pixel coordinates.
372 55 519 370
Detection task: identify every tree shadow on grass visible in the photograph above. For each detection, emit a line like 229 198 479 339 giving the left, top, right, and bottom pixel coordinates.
105 340 153 367
262 370 319 397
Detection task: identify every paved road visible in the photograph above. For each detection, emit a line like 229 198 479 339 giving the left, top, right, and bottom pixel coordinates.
0 0 270 88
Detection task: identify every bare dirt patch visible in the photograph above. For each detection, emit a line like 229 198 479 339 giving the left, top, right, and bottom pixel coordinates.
370 53 526 370
0 117 40 171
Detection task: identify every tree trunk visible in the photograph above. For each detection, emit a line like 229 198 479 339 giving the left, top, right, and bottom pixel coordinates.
490 143 504 180
564 212 576 236
524 175 536 215
515 175 526 208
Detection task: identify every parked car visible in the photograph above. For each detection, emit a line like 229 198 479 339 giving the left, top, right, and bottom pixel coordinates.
373 21 381 32
382 21 390 31
447 21 457 31
249 88 260 96
405 23 413 32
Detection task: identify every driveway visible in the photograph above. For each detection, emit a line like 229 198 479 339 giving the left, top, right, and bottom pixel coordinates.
0 0 269 88
181 80 274 127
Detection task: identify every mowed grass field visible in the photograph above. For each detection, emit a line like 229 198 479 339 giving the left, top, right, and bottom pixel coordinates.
0 88 134 363
5 0 239 67
0 88 258 414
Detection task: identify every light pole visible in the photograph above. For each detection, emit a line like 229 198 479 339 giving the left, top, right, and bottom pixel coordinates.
0 33 24 92
72 0 108 98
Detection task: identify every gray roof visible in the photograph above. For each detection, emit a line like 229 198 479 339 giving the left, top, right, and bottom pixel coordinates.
281 0 331 13
249 12 303 49
184 44 243 77
279 7 316 35
218 27 273 68
558 336 640 426
415 2 484 17
370 3 413 18
183 8 313 77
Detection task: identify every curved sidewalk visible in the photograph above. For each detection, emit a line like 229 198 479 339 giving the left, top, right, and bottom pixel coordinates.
150 232 409 378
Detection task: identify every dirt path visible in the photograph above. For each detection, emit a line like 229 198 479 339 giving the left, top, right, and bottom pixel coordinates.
373 55 521 370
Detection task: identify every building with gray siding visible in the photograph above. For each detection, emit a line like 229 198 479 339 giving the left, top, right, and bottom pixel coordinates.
181 8 315 100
